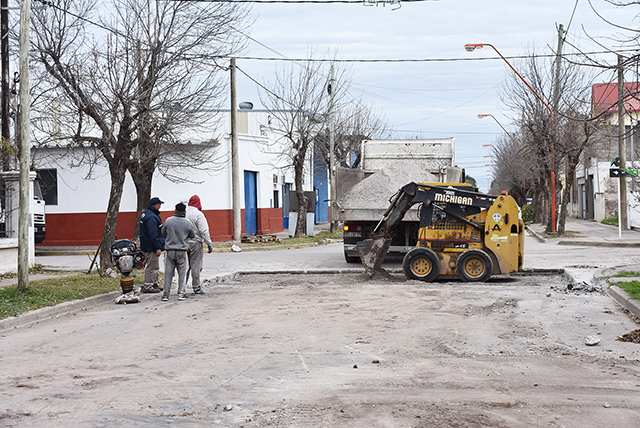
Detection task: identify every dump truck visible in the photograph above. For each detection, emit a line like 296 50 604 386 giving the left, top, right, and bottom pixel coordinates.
357 182 524 282
337 138 460 263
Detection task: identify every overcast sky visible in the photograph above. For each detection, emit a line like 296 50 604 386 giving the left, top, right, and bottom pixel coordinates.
232 0 636 191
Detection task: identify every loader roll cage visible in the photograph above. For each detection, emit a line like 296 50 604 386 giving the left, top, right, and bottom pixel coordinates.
370 182 496 240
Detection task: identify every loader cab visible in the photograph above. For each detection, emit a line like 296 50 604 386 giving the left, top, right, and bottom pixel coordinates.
415 182 483 229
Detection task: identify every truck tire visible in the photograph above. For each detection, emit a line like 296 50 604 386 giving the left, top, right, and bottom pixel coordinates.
456 249 493 282
344 253 360 263
403 248 440 282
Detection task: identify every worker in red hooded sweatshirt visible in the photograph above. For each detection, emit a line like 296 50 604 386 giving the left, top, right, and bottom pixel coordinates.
185 195 214 294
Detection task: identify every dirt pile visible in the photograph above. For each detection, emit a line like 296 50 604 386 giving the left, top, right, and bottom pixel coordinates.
337 163 437 210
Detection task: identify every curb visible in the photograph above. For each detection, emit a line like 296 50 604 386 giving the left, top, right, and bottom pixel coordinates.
606 285 640 317
593 265 640 320
557 240 640 248
35 250 97 257
525 225 546 243
210 242 320 253
524 225 640 248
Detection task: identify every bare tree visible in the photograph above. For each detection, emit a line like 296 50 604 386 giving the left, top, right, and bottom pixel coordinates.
499 46 595 234
29 0 248 266
487 134 536 205
314 100 392 169
259 56 350 237
498 50 554 229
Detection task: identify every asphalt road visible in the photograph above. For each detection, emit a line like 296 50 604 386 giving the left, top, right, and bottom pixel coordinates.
2 236 640 427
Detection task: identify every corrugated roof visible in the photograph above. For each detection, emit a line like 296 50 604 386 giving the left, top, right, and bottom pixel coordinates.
592 82 640 116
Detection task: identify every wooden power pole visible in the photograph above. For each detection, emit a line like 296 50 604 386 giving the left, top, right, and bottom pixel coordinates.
230 58 241 242
618 55 628 231
17 0 30 291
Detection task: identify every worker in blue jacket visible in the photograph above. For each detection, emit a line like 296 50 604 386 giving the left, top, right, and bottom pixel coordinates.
140 197 165 293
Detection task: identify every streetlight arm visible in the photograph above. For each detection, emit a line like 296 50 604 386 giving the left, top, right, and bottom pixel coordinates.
466 42 557 233
467 44 553 118
478 113 518 146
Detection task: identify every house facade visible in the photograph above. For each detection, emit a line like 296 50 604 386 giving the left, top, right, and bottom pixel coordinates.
571 82 640 226
32 110 327 246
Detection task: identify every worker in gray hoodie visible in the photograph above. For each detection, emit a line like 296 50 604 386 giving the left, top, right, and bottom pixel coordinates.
161 202 196 301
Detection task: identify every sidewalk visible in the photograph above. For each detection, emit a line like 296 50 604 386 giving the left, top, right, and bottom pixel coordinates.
526 216 640 247
526 217 640 320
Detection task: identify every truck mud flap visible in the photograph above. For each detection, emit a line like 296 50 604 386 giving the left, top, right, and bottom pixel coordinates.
357 236 392 276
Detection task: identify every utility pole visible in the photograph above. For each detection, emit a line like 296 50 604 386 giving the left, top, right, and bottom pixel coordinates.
1 0 9 170
230 58 241 242
618 54 628 231
551 23 564 233
328 64 336 233
17 0 30 291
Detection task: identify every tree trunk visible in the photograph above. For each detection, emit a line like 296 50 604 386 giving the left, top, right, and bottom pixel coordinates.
98 163 128 269
533 177 548 226
129 167 154 241
541 173 553 234
293 152 308 238
558 156 579 236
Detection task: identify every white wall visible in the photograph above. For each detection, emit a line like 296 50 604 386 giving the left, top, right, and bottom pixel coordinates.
32 119 312 215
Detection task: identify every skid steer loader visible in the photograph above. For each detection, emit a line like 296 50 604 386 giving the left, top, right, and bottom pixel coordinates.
357 182 524 282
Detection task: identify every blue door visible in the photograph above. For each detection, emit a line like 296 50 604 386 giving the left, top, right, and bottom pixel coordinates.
244 171 257 235
313 147 329 223
282 183 290 230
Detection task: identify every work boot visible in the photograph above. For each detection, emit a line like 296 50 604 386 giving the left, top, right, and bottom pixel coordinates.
141 284 160 293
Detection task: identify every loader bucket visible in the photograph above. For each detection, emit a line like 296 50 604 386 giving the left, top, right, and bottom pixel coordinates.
357 236 392 276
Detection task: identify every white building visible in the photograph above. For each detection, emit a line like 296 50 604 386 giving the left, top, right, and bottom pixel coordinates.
32 110 321 246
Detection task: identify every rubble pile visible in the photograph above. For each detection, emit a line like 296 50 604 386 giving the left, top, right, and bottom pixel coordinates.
550 267 606 295
616 329 640 343
550 281 605 295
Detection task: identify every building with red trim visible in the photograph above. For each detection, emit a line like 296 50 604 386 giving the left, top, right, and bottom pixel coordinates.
33 110 322 246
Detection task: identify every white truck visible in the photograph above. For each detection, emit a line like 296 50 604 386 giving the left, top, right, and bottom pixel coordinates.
336 138 462 262
33 178 46 244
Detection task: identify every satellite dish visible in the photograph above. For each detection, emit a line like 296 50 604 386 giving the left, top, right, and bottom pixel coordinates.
239 102 253 110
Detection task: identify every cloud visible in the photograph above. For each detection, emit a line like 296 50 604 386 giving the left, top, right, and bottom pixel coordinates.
235 0 637 190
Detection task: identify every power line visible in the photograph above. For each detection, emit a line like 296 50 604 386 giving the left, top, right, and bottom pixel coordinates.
231 48 640 63
179 0 432 3
30 0 640 68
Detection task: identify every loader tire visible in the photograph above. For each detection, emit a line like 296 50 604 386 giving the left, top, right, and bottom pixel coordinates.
403 248 440 282
456 249 493 282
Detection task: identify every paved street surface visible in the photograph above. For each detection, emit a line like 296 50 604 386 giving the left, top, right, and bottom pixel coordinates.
1 217 640 427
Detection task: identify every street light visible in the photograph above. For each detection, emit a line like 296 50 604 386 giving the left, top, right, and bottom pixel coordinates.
478 114 518 146
466 43 557 232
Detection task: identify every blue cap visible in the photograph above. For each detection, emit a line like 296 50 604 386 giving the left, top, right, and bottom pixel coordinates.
149 197 164 206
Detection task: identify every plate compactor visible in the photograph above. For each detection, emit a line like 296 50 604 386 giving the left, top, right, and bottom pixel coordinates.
357 182 524 282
